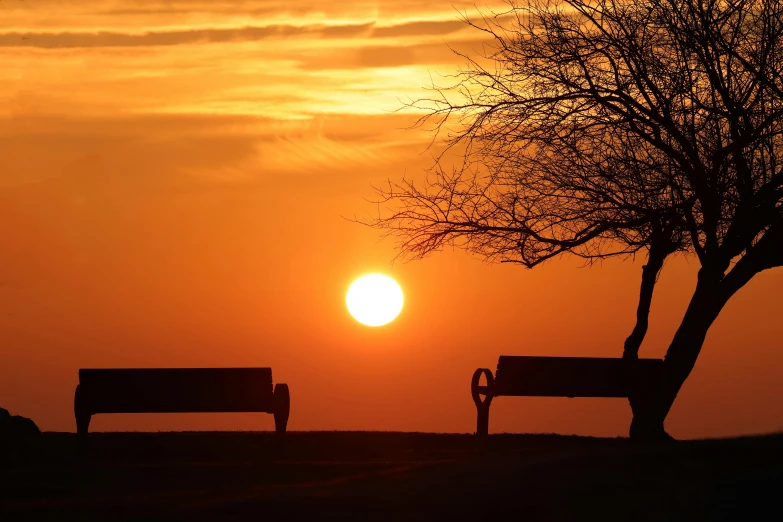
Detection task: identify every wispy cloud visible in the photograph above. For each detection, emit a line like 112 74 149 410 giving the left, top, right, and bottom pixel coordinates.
0 17 479 49
0 23 375 49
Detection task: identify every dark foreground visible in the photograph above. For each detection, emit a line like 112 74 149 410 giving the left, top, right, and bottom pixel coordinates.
2 431 781 521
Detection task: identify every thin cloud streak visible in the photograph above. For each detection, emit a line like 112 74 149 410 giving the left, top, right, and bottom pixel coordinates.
0 23 375 48
0 1 508 31
0 18 480 49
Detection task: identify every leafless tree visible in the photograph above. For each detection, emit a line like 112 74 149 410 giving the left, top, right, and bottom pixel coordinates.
366 0 783 440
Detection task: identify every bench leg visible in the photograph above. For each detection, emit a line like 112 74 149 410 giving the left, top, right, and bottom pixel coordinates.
471 368 494 437
74 385 91 435
273 383 290 436
76 413 92 436
476 403 491 437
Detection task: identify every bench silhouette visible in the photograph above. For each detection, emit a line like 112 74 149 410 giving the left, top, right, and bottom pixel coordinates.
74 368 289 435
471 356 663 435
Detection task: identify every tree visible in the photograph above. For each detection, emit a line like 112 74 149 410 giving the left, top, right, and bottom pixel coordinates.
367 0 783 440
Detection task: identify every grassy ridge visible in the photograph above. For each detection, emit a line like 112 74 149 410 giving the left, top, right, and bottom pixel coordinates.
2 431 781 521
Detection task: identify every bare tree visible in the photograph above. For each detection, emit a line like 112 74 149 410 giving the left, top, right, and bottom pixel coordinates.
367 0 783 440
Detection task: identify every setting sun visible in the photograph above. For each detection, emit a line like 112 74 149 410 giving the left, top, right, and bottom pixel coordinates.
346 274 404 327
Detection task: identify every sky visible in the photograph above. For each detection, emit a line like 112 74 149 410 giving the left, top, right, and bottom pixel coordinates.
1 0 781 439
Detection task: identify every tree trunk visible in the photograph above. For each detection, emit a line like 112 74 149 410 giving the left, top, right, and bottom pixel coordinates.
629 267 727 441
623 258 664 360
628 220 783 442
623 242 670 440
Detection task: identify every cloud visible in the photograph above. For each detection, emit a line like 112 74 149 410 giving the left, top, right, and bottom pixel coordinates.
0 23 375 48
16 1 498 18
0 3 495 120
0 18 481 49
0 113 429 188
297 38 491 70
370 19 466 38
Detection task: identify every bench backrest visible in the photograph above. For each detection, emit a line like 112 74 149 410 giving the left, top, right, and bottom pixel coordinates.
494 356 663 397
78 368 274 413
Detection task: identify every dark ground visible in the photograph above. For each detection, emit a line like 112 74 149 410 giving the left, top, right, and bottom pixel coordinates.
2 431 781 521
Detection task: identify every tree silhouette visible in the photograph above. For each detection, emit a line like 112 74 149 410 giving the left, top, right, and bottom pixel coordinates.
368 0 783 440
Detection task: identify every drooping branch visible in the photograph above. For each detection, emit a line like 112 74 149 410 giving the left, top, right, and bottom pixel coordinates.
366 165 666 268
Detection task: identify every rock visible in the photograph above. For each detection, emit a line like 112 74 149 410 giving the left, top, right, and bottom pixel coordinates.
0 408 41 437
10 415 41 436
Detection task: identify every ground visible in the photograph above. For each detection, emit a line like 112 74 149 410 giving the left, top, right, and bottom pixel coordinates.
2 431 781 521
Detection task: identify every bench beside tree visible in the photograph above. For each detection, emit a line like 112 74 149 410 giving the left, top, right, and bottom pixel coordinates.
366 0 783 440
472 357 663 436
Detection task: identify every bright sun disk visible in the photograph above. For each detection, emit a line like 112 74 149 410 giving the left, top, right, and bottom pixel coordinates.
346 274 404 327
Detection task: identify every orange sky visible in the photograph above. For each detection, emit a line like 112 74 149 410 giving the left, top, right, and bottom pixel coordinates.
1 0 781 439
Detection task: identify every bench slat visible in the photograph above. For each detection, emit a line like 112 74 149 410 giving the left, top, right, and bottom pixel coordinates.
494 356 663 398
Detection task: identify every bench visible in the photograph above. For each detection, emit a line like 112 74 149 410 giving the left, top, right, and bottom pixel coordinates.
471 356 663 435
74 368 289 435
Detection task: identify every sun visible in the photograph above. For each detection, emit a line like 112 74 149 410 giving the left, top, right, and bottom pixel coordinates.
346 274 404 327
